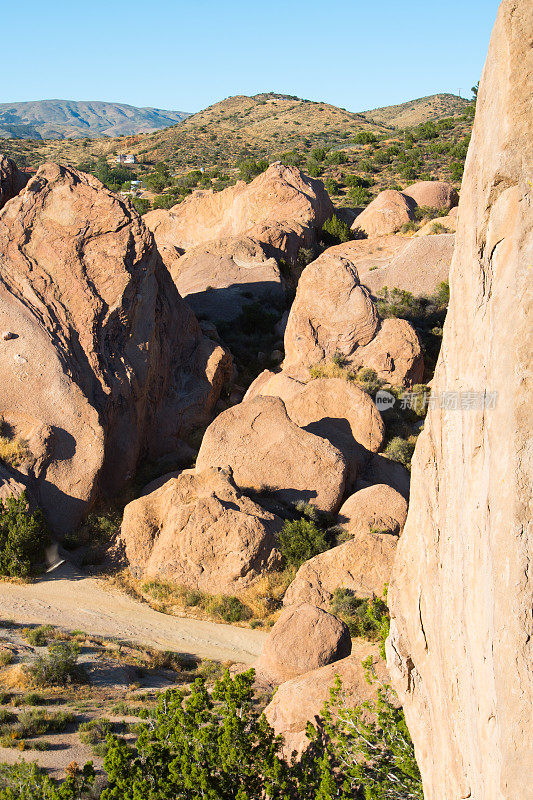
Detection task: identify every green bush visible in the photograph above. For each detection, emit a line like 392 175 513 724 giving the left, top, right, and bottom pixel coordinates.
0 493 49 577
353 131 377 145
0 761 94 799
330 589 390 654
384 436 416 469
26 642 84 687
278 518 329 570
23 626 53 647
79 717 115 756
206 595 251 623
321 214 352 245
132 197 150 215
348 184 371 205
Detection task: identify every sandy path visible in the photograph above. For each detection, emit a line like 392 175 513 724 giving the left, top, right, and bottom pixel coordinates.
0 563 266 664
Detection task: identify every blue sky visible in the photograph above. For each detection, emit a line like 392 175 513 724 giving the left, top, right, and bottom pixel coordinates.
3 0 500 113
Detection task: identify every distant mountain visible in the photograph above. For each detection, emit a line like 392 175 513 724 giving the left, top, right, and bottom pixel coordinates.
0 100 190 139
360 93 470 128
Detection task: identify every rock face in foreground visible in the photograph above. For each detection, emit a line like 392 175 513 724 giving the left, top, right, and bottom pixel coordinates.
120 468 282 593
196 395 348 513
257 603 351 683
0 164 231 533
387 3 533 799
0 155 28 210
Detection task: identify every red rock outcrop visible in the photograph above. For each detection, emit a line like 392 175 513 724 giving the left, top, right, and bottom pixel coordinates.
120 467 282 593
351 189 417 236
387 3 533 798
0 155 28 210
0 164 231 533
145 162 333 264
282 247 423 385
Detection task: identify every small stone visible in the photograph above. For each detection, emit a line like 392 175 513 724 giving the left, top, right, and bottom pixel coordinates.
1 331 17 341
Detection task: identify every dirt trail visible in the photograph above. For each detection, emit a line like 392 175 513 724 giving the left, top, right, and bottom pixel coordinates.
0 563 266 664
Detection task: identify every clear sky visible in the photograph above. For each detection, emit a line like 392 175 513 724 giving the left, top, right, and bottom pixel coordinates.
3 0 501 113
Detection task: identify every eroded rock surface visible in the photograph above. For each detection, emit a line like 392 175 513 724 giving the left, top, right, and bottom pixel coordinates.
0 155 28 210
120 467 282 593
196 395 348 513
387 3 533 798
0 164 231 532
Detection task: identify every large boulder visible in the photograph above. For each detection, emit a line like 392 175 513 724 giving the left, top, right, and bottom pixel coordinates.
358 234 455 297
195 395 348 513
257 603 351 683
355 453 411 500
264 643 389 757
351 190 417 237
402 180 459 211
168 235 284 322
145 162 333 263
0 155 28 210
282 247 423 385
0 163 231 533
282 249 379 376
349 318 424 386
387 3 533 799
120 468 282 593
243 374 384 486
338 484 408 536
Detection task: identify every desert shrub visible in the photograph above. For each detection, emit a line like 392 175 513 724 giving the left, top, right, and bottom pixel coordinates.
16 709 75 737
0 653 13 667
321 214 352 246
325 178 339 195
429 221 448 234
278 518 329 570
400 220 418 233
0 493 49 578
384 436 416 469
132 197 150 215
306 672 422 800
238 158 268 182
326 150 347 165
348 185 371 205
306 159 322 177
353 131 377 145
311 147 327 162
26 642 84 687
21 692 45 706
0 421 30 467
151 192 176 210
330 589 390 653
102 671 292 800
23 626 53 647
0 760 94 799
79 717 115 755
354 367 383 396
206 595 252 623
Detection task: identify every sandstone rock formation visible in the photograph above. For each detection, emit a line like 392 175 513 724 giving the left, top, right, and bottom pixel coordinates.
402 180 459 211
282 247 423 385
355 453 411 500
264 643 388 757
167 236 284 322
243 375 384 487
257 603 351 683
0 155 28 210
358 233 455 296
282 248 379 373
338 483 408 536
145 162 333 269
195 395 348 513
351 189 417 236
387 3 533 798
0 164 231 533
283 528 397 608
120 468 282 593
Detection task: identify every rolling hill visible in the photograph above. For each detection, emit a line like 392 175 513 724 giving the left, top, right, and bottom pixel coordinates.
361 93 470 128
0 99 190 139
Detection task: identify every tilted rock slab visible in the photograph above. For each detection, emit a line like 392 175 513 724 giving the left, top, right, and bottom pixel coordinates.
120 467 282 593
0 164 231 533
196 395 348 513
387 3 533 798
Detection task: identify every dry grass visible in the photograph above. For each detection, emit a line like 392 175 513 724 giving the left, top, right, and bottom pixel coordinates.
0 434 30 468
